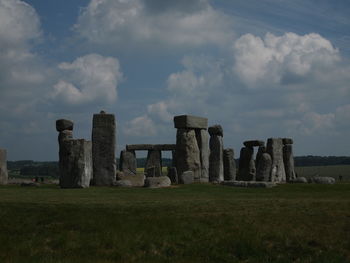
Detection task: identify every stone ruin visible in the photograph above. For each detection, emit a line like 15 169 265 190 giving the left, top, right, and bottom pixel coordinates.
0 148 8 185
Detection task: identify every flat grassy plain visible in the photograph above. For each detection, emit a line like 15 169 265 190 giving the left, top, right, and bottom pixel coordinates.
0 183 349 263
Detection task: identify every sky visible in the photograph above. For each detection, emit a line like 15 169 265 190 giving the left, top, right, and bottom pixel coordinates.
0 0 349 161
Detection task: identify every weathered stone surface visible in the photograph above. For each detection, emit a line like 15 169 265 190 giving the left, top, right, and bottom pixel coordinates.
221 181 277 188
266 138 286 183
256 153 272 181
167 167 178 184
243 140 265 148
290 177 308 183
282 138 293 145
92 112 116 186
0 149 8 185
174 115 208 129
144 176 171 188
175 129 201 181
196 129 209 182
209 135 224 182
145 150 162 177
114 180 133 187
119 150 137 175
58 130 73 144
223 148 236 181
208 125 223 136
237 147 255 181
179 171 194 184
56 119 73 132
308 176 335 184
255 146 266 168
59 139 92 188
126 144 176 151
146 166 156 177
116 172 145 187
283 144 296 182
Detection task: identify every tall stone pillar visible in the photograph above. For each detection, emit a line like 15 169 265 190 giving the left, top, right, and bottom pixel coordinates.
237 146 255 181
0 149 8 185
208 125 224 182
282 138 296 182
223 148 236 181
266 138 286 183
145 150 162 177
196 129 209 182
119 150 137 175
256 153 272 181
92 111 116 186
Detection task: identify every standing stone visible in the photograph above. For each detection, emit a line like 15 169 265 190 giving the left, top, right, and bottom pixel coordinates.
256 153 272 181
92 111 116 186
283 144 296 182
282 138 293 145
237 147 255 181
243 140 265 148
266 138 286 183
56 119 73 132
209 125 224 182
59 139 92 188
175 129 201 181
145 150 162 177
167 167 178 184
196 129 209 182
179 171 194 184
223 148 236 181
119 150 137 175
0 149 8 185
255 146 266 168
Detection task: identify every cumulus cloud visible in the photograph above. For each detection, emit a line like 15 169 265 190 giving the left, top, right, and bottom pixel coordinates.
51 54 123 105
74 0 233 50
233 32 340 88
123 115 156 137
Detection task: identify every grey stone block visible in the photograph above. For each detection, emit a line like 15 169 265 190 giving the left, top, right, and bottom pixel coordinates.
237 147 255 181
56 119 73 132
115 173 145 187
283 144 296 182
0 149 8 185
309 176 335 184
126 144 176 151
208 125 223 136
119 150 137 175
145 150 162 177
174 115 208 129
144 176 171 188
243 140 265 148
266 138 286 183
167 167 178 184
290 177 308 183
209 135 224 182
196 129 209 181
114 180 133 187
282 138 293 145
256 153 272 181
223 148 236 181
179 171 194 184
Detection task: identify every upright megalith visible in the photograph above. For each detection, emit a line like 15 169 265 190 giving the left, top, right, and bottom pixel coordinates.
283 138 296 182
266 138 286 182
92 111 116 186
256 153 272 181
174 115 208 182
255 146 266 168
145 150 162 177
0 149 8 185
237 146 255 181
223 148 236 181
208 125 224 182
119 150 137 175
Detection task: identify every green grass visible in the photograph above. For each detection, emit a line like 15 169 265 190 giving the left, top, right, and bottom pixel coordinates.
0 183 349 263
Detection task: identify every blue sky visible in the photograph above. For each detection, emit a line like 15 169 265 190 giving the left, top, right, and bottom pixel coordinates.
0 0 349 160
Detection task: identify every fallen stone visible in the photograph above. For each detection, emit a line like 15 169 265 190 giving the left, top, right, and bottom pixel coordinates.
114 180 133 187
56 119 73 132
208 125 223 137
0 149 8 185
308 176 335 184
126 144 176 151
243 140 265 148
209 134 224 182
144 176 171 188
256 153 272 181
282 138 293 145
115 173 145 187
167 167 178 184
119 150 137 175
145 150 162 177
174 115 208 129
223 148 236 181
266 138 286 183
196 129 209 182
221 181 277 188
237 147 255 181
290 177 308 183
179 171 194 184
20 182 40 187
283 144 296 182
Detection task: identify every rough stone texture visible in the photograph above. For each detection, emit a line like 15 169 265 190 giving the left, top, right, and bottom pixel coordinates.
283 144 296 182
0 149 8 185
59 139 92 188
92 112 116 186
243 140 265 148
58 130 73 144
175 129 201 181
255 146 266 168
114 180 133 187
174 115 208 129
290 177 308 183
308 176 335 184
221 181 277 188
208 125 223 137
167 167 178 184
56 119 73 132
126 144 176 151
119 150 137 175
195 129 209 182
179 171 194 184
171 150 176 167
145 150 162 177
115 172 145 187
223 148 236 181
209 135 224 182
237 147 255 181
282 138 293 145
146 167 156 177
266 138 286 183
256 153 272 181
144 176 171 188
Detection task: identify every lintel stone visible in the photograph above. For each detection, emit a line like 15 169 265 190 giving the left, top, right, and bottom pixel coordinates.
174 115 208 129
126 144 176 151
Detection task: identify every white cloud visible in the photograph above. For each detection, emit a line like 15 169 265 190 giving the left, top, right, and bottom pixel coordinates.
123 115 156 137
74 0 233 50
51 54 123 105
147 102 172 122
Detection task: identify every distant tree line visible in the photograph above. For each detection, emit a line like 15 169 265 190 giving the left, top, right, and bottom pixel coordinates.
7 156 350 177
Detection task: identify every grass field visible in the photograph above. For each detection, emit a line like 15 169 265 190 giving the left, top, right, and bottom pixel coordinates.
0 183 349 263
